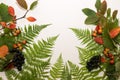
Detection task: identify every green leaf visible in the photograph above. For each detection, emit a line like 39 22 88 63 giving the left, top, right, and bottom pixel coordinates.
95 0 101 12
107 8 111 18
30 0 38 10
106 64 116 80
0 3 12 22
82 8 96 16
85 15 98 25
102 24 116 49
16 0 28 10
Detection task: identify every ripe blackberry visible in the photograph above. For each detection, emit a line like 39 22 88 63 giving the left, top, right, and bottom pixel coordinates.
86 55 101 71
12 49 25 71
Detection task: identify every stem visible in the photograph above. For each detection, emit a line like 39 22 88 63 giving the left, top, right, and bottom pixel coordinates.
16 10 29 21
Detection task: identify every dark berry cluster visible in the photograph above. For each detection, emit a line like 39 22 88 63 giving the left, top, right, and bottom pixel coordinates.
86 55 101 71
11 49 25 71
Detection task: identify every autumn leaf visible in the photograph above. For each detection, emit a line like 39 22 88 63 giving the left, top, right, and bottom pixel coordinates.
16 0 28 10
109 27 120 38
8 6 15 16
0 45 9 58
26 16 36 22
94 37 104 45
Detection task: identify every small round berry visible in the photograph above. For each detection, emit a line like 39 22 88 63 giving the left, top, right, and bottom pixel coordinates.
98 29 102 34
17 43 22 47
110 60 114 64
13 44 18 48
16 30 21 34
13 33 18 36
108 53 113 58
92 33 97 37
101 57 106 63
19 46 23 50
22 40 27 45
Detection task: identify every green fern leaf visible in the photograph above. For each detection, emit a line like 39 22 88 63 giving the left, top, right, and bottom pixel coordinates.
4 36 58 80
17 24 50 44
71 28 104 52
50 54 64 79
61 64 72 80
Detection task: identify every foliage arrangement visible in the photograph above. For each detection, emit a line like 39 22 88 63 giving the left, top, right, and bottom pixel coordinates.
71 0 120 80
2 0 120 80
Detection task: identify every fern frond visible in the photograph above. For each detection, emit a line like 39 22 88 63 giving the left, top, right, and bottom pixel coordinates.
17 24 50 44
5 36 58 80
78 47 103 65
61 64 72 80
70 28 104 51
0 77 2 80
68 61 105 80
49 54 64 80
5 70 17 80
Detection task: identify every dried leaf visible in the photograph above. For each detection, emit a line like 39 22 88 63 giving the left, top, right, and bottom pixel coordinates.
27 16 36 22
100 0 107 15
16 0 28 10
8 6 15 16
112 10 118 20
30 0 38 10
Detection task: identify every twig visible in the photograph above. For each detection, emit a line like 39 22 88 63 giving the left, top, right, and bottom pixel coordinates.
16 10 29 21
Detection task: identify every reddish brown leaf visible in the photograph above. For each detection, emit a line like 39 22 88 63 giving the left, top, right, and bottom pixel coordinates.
8 6 15 16
109 27 120 38
94 37 104 45
8 23 16 29
16 0 28 10
27 16 36 22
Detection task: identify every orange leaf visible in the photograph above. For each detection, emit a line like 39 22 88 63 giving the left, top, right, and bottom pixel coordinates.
27 17 36 22
109 27 120 38
0 22 7 27
8 6 15 16
0 45 9 58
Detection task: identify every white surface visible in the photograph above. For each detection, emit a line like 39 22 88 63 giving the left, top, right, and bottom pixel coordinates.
0 0 120 80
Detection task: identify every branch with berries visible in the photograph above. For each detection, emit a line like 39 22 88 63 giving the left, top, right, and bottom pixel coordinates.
0 0 38 71
82 0 120 80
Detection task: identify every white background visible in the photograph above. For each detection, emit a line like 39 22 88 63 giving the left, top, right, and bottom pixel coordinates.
0 0 120 80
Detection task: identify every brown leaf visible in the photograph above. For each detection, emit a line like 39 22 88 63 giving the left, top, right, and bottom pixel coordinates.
16 0 28 10
100 0 107 15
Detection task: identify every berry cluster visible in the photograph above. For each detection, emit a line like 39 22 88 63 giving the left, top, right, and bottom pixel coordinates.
103 48 114 64
13 40 27 51
86 55 101 71
12 28 21 36
12 49 25 71
92 25 104 45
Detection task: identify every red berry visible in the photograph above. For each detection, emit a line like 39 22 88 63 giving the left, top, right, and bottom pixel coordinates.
110 60 114 64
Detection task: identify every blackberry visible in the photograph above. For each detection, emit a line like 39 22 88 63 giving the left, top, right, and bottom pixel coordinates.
86 55 101 71
12 49 25 71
